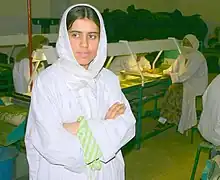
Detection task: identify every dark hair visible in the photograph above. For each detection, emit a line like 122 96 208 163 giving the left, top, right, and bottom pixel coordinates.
66 6 100 30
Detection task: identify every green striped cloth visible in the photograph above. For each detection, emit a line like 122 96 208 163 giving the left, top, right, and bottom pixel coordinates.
77 116 103 170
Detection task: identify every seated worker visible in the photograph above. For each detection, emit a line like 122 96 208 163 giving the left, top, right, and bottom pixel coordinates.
198 74 220 146
108 53 151 75
13 35 49 93
155 34 208 134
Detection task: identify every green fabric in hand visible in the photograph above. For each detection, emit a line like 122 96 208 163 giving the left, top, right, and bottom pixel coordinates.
77 116 103 170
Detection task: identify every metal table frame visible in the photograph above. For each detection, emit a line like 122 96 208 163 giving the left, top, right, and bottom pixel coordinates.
121 75 172 149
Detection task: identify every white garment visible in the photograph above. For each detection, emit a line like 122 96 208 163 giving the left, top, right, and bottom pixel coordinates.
109 55 151 75
25 4 136 180
13 58 30 93
198 75 220 146
13 58 45 94
169 51 208 133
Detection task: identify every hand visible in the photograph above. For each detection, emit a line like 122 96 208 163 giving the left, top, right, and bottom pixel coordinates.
163 70 171 76
145 69 153 73
166 71 171 76
63 122 80 135
105 102 126 120
145 68 161 74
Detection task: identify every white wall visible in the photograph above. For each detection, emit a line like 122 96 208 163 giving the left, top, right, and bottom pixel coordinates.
0 0 50 35
67 0 220 36
0 0 51 55
0 0 177 36
176 0 220 24
175 0 220 38
50 0 70 18
1 0 219 36
1 0 219 56
68 0 176 12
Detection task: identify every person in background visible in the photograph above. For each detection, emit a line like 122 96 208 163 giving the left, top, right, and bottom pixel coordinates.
198 74 220 146
198 74 220 180
155 34 208 134
108 53 151 75
13 35 49 93
25 4 136 180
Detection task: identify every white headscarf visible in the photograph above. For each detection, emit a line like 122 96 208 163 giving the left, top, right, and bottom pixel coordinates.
184 34 200 50
56 4 107 82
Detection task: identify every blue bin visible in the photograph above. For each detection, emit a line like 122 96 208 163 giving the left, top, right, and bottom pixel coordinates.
0 146 18 180
0 99 4 105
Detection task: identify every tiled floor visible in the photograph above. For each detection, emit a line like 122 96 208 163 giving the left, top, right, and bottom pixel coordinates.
124 122 206 180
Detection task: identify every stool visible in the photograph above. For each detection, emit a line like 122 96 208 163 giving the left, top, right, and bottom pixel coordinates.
190 110 202 144
190 141 216 180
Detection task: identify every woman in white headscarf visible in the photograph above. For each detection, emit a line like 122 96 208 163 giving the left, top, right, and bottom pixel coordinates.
155 34 208 134
25 4 136 180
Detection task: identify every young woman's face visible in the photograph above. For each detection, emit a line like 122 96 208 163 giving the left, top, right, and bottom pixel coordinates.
68 18 100 69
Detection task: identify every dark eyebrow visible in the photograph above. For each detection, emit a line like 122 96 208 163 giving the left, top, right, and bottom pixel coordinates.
88 32 99 34
68 30 99 34
68 30 81 34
